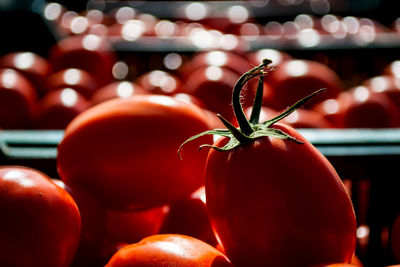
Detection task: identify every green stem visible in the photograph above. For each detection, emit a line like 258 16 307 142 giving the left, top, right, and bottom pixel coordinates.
232 59 272 136
249 75 264 124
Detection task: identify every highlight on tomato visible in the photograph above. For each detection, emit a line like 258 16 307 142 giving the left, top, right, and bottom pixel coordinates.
179 59 357 266
105 234 232 267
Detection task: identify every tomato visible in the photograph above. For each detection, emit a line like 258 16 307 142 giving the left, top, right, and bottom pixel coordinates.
0 68 37 129
105 234 232 267
0 51 52 95
35 88 90 129
136 70 182 95
180 60 356 266
182 66 240 121
57 95 212 210
363 75 400 113
179 50 252 80
105 205 167 244
0 166 81 267
90 80 148 106
52 179 106 266
48 34 117 87
46 68 98 99
339 86 400 128
205 123 356 266
159 186 217 246
267 59 344 110
391 214 400 263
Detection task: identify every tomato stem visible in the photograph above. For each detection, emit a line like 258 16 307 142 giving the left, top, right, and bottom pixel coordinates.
232 59 272 136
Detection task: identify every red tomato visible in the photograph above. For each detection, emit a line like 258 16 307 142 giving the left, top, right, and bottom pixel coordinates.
363 75 400 113
183 66 240 121
0 51 51 95
105 234 232 267
339 86 400 128
57 95 212 210
159 186 217 246
90 80 148 106
205 123 356 266
179 50 252 79
48 34 117 87
283 109 334 128
46 68 98 99
52 179 106 266
35 88 90 129
267 59 344 109
391 214 400 263
136 70 183 95
0 68 37 129
105 205 167 244
0 166 81 267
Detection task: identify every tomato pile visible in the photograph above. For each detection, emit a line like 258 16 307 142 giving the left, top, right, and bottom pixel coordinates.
2 2 400 267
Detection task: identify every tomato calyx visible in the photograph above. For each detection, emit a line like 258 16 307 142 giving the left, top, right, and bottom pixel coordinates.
178 59 325 158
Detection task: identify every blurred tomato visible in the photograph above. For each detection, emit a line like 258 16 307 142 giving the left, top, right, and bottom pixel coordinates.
267 59 344 109
46 68 98 99
339 86 400 128
364 75 400 113
57 95 212 210
0 166 81 267
179 50 252 79
48 34 117 87
105 234 232 267
0 51 51 95
136 70 182 95
35 88 89 129
90 80 148 106
246 48 292 67
183 66 240 121
0 68 37 129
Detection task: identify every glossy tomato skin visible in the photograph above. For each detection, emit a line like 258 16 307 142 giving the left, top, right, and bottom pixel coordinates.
57 95 212 211
0 68 37 129
267 59 344 110
205 123 357 266
0 51 52 94
35 88 90 129
105 234 232 267
0 166 81 267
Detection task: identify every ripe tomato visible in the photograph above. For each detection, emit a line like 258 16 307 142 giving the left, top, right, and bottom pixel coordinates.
181 60 356 266
0 68 37 129
52 179 106 266
0 166 81 267
267 59 344 109
57 95 212 210
159 186 217 246
0 51 52 95
35 88 90 129
183 66 240 121
105 234 232 267
136 70 183 95
339 86 400 128
48 34 117 87
46 68 98 99
205 123 356 266
105 205 167 244
90 81 148 106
